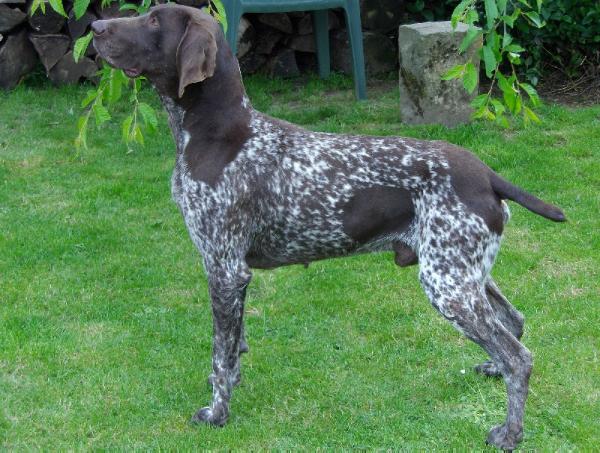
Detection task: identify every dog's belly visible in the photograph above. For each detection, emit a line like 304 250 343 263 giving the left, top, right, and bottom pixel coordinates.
246 197 416 269
246 220 357 269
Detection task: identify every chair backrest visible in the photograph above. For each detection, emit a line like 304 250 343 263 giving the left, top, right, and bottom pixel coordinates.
221 0 348 12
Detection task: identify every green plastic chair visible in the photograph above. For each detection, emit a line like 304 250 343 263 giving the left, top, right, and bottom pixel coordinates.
221 0 367 100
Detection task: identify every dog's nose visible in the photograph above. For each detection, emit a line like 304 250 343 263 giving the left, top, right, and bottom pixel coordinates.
91 20 108 35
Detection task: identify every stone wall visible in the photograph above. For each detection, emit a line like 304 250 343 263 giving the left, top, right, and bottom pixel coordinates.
0 0 407 89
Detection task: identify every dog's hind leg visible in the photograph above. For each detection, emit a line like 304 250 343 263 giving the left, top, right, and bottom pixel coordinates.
239 287 249 355
419 237 531 449
475 279 525 377
192 259 252 427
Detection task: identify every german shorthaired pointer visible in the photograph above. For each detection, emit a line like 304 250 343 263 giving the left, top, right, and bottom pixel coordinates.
92 5 565 449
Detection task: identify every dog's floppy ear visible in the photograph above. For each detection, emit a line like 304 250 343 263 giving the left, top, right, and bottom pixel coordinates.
176 18 217 98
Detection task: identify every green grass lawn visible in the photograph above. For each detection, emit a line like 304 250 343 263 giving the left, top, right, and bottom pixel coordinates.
1 75 599 449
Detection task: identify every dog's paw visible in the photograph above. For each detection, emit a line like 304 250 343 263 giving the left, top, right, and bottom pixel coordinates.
474 360 502 377
486 424 523 451
190 406 228 427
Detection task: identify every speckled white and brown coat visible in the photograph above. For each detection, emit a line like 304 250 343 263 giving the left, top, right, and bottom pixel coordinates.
92 5 566 450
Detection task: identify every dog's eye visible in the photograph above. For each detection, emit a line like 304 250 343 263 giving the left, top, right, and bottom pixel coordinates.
148 15 159 27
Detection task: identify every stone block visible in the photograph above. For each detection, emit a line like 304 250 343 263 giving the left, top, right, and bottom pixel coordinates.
398 21 482 127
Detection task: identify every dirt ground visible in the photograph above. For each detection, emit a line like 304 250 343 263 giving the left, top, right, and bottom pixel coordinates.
537 66 600 106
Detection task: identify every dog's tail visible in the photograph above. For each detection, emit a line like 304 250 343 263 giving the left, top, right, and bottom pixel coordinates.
489 172 566 222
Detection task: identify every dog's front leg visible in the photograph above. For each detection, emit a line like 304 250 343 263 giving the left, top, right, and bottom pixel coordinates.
192 259 251 427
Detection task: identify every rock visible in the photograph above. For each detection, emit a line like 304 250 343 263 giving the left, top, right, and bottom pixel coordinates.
239 49 267 74
288 34 315 53
331 29 396 76
0 4 26 33
398 21 482 127
296 10 340 35
258 13 293 34
295 51 317 73
68 9 97 40
29 6 66 34
360 0 403 33
48 50 98 84
267 48 299 78
254 28 282 55
0 28 38 89
236 16 254 59
29 33 71 72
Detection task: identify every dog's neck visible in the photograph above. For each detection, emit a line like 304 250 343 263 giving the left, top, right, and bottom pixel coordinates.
157 45 252 157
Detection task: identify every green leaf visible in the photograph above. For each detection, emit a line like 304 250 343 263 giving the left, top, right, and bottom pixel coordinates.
134 125 144 145
502 8 521 27
459 26 482 53
451 0 471 28
93 104 111 127
30 0 45 15
519 82 541 107
503 89 517 113
490 98 506 114
471 93 488 109
502 32 513 49
441 64 465 80
75 115 89 149
73 32 93 63
495 113 510 128
212 0 228 33
48 0 68 17
484 0 499 28
505 43 525 52
473 105 495 120
465 9 479 24
524 11 544 27
108 69 126 104
497 0 507 13
514 93 523 114
523 105 540 123
73 0 91 20
81 89 97 108
497 72 513 93
463 62 478 94
507 52 521 64
140 0 151 13
482 44 497 78
138 102 158 132
122 115 134 142
119 3 139 11
536 0 543 12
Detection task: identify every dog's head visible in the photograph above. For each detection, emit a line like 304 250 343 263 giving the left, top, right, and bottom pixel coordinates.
92 4 219 97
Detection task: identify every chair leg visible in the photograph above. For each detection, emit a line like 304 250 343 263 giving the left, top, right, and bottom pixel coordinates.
343 0 367 100
224 3 243 56
312 10 330 79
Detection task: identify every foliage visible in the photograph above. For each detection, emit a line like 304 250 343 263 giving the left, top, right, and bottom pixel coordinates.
401 0 599 81
441 0 545 126
515 0 600 78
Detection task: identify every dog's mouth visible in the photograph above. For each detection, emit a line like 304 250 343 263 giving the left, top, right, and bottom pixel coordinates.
93 41 142 78
124 67 142 78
